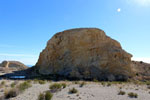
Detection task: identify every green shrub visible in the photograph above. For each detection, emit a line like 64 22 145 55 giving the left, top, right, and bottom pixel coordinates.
1 81 5 85
80 82 86 87
18 81 32 92
61 83 67 88
38 92 53 100
49 83 62 90
38 93 45 100
69 88 78 94
101 82 106 86
11 82 16 88
118 91 126 95
93 79 99 82
107 83 111 87
49 83 62 93
4 88 19 99
39 80 46 84
45 91 53 100
128 92 138 98
146 81 150 85
74 81 79 84
33 79 39 84
26 80 32 83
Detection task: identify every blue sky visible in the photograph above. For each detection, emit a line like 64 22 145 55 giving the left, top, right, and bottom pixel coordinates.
0 0 150 65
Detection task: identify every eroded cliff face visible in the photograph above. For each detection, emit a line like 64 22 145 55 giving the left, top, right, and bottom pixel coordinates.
36 28 133 81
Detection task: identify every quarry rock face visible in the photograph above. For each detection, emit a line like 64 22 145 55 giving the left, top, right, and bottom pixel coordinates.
36 28 133 81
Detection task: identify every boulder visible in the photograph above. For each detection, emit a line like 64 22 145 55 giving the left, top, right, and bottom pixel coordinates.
35 28 133 81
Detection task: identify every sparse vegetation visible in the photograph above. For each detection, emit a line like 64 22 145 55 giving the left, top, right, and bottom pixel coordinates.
128 92 138 98
101 82 106 86
74 81 79 84
1 80 32 99
93 79 99 82
45 91 53 100
50 83 62 90
39 80 46 84
80 82 86 87
18 81 32 92
26 80 32 83
38 91 53 100
4 88 19 99
49 83 62 92
61 83 67 88
146 81 150 85
11 82 16 88
38 93 45 100
69 88 78 94
1 81 5 86
33 79 39 84
107 82 111 87
118 90 126 95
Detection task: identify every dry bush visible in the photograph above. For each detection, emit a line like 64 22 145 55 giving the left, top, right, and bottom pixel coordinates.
45 91 53 100
61 83 67 88
80 82 86 87
0 81 5 86
38 93 45 100
4 88 19 99
74 81 80 84
118 90 126 95
128 92 138 98
39 80 46 84
11 82 17 88
18 81 32 92
38 91 53 100
49 83 62 93
69 88 78 94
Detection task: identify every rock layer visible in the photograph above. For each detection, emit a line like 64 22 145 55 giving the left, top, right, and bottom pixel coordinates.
36 28 133 81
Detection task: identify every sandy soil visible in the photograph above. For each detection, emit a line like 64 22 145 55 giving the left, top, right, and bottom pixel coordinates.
1 80 150 100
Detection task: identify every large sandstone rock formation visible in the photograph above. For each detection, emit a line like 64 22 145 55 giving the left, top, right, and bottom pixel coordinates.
35 28 133 81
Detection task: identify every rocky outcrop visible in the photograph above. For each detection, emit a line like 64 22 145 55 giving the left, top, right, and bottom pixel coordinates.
1 61 9 68
0 61 28 71
35 28 133 81
132 61 150 80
